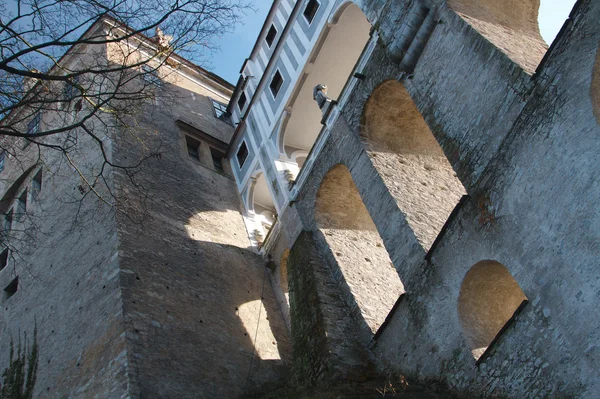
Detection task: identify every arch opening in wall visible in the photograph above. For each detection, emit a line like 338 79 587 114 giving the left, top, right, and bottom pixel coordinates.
315 164 404 336
280 3 371 177
538 0 577 48
250 172 278 246
447 0 548 73
0 165 38 214
361 80 466 252
458 260 528 362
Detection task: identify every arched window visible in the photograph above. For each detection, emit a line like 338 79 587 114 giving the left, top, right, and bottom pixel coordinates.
315 164 404 336
361 80 466 251
458 260 528 362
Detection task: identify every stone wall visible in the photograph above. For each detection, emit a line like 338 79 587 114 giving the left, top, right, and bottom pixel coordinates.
0 121 129 398
287 231 373 386
113 73 292 397
278 0 600 397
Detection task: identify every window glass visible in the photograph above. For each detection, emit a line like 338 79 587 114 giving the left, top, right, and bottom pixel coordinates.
210 147 225 173
238 91 247 111
211 99 228 119
237 141 249 167
269 71 283 97
266 25 277 47
303 0 320 24
26 113 40 135
186 136 201 160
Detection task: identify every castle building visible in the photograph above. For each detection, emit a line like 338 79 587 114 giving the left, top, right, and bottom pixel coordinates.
0 17 291 398
1 0 600 398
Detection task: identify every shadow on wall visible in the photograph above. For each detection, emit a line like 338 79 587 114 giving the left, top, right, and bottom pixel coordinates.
112 81 292 398
314 164 404 338
360 80 466 251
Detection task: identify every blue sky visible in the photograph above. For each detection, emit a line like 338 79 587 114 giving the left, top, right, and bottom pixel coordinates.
209 0 578 85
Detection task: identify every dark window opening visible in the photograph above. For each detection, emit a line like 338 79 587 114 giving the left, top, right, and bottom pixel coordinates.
0 152 6 173
0 249 8 271
3 277 18 301
238 91 247 111
210 147 225 173
266 25 278 47
63 75 80 102
303 0 320 24
27 113 41 135
269 71 283 97
32 170 42 199
237 141 249 167
211 99 229 120
17 190 27 220
186 136 201 161
4 209 13 233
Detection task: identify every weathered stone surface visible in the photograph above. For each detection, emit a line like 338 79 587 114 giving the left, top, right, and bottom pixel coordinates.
271 0 600 397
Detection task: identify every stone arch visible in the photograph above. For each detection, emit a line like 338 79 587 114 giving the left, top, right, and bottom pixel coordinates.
361 80 466 251
448 0 548 73
315 164 404 335
592 43 600 124
280 3 371 167
0 165 38 214
458 260 528 361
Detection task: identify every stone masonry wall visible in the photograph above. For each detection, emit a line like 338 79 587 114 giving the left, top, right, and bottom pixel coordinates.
0 124 128 398
113 73 292 398
279 0 599 397
287 231 374 386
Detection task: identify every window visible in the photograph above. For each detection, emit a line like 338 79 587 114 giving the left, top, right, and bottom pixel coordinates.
26 113 41 135
4 209 13 233
210 147 225 173
141 65 161 87
303 0 320 24
16 190 26 220
185 136 201 161
211 99 228 120
238 91 247 112
31 170 42 199
269 70 283 98
236 141 249 167
266 24 278 47
63 75 80 101
3 277 18 301
0 249 8 271
0 152 6 173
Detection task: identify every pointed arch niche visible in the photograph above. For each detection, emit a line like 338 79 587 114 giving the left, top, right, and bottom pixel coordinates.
458 260 528 362
279 3 371 176
361 80 466 251
315 164 404 335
